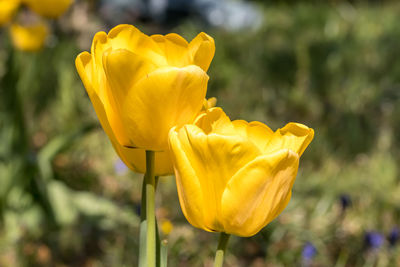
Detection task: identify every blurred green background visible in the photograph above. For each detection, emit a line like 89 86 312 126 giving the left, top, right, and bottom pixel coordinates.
1 0 400 266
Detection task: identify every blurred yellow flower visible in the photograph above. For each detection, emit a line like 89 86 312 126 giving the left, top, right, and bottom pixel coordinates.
169 108 314 237
0 0 19 26
76 24 215 153
23 0 72 18
161 220 173 236
10 22 48 52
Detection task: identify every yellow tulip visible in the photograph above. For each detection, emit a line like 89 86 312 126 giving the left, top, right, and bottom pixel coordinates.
76 24 215 154
10 22 48 52
169 108 314 237
23 0 72 18
0 0 19 26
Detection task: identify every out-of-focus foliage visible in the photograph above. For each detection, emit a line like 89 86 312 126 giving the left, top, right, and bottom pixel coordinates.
187 3 400 266
256 0 397 4
0 1 400 266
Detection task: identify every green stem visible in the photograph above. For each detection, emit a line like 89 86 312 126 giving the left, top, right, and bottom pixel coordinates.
160 240 168 267
213 233 231 267
138 172 147 267
139 169 161 267
155 176 159 191
145 150 156 267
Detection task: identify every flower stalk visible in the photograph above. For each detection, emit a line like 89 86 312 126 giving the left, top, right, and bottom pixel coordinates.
139 151 157 267
214 233 230 267
145 150 156 267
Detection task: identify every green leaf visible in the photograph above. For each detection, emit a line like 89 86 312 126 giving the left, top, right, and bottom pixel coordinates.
160 239 168 267
37 123 96 181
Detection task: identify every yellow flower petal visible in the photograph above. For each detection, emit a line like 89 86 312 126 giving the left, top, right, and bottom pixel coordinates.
108 25 166 66
91 25 162 84
188 32 215 72
114 145 173 176
265 122 314 156
116 65 208 150
76 53 105 126
87 32 130 146
103 48 158 105
170 123 261 232
169 128 208 231
232 120 274 151
77 54 121 156
205 97 217 109
194 107 235 136
231 120 248 138
247 122 274 148
221 149 299 237
76 52 95 96
78 45 131 147
90 31 109 82
76 53 173 176
151 33 190 67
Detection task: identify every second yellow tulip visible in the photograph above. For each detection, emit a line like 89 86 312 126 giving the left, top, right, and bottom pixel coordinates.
169 108 314 237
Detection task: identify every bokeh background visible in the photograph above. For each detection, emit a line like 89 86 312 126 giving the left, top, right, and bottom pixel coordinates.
1 0 400 266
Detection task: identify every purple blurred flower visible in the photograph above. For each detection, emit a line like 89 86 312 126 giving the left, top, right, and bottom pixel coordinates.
302 242 317 260
114 158 128 175
365 231 384 249
339 194 351 211
388 227 399 247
